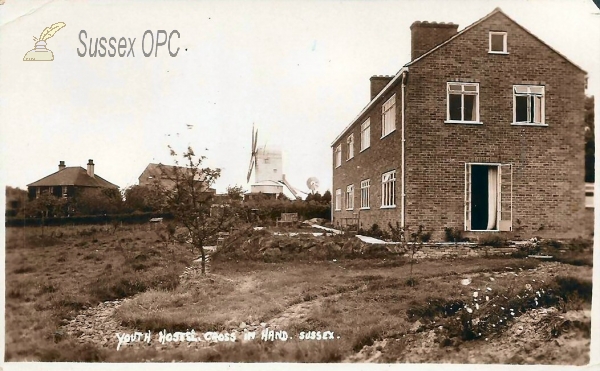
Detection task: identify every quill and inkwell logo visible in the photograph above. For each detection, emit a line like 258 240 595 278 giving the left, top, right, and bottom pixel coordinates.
23 22 66 61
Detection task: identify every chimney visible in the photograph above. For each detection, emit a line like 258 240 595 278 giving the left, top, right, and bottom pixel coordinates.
58 161 66 171
370 75 394 100
87 159 95 178
410 21 459 60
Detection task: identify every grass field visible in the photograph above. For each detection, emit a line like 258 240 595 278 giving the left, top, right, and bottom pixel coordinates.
4 225 593 363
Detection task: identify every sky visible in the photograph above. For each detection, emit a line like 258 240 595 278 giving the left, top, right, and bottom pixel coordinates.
0 0 599 196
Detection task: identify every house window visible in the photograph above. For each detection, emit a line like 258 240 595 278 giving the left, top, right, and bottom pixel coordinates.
513 85 545 125
62 186 68 198
381 94 396 137
346 185 354 210
447 82 480 123
346 134 354 160
335 189 342 211
361 118 371 151
334 145 342 168
489 32 507 53
381 170 396 207
360 179 370 209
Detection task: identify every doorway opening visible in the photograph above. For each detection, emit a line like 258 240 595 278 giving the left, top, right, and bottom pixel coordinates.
465 163 512 232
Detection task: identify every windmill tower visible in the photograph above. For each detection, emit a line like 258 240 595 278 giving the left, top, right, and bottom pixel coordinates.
246 124 301 199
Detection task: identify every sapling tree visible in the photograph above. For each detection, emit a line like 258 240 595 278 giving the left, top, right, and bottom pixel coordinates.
389 222 426 286
161 146 242 275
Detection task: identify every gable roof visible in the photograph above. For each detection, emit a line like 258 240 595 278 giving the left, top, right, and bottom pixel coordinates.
27 167 119 189
331 8 586 146
406 7 586 73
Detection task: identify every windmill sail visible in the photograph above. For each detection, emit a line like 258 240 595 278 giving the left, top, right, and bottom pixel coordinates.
246 124 258 183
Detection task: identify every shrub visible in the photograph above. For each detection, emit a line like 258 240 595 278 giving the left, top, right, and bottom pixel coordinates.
420 231 432 243
542 239 563 249
478 234 508 247
358 223 389 240
444 227 467 243
351 325 383 352
567 237 592 252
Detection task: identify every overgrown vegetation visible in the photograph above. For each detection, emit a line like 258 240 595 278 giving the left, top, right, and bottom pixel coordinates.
444 227 468 243
4 225 193 361
478 233 508 247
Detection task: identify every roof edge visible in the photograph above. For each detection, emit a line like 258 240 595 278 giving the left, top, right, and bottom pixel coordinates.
331 67 409 146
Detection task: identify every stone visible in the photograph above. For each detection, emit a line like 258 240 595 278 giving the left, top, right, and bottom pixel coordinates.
410 320 423 333
239 322 247 329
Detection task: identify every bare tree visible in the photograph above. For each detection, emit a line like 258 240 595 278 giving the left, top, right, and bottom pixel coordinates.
161 146 242 275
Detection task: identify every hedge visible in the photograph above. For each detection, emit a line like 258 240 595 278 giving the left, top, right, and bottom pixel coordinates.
5 212 173 227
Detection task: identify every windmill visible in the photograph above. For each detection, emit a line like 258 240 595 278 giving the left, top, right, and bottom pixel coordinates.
245 124 302 199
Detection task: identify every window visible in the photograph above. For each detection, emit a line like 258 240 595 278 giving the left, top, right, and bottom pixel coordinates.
381 94 396 137
346 134 354 160
447 82 480 123
360 179 370 209
360 118 371 151
489 31 507 53
346 185 354 210
334 145 342 168
513 85 545 125
381 170 396 207
335 189 342 211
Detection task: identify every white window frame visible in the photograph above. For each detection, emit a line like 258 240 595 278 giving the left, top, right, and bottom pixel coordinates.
489 31 508 54
446 82 481 124
381 170 396 208
512 85 546 126
346 134 354 160
335 189 342 211
360 179 370 209
381 94 396 138
334 145 342 168
346 184 354 210
360 118 371 152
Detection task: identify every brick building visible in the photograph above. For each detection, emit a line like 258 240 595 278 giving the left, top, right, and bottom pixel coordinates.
27 159 119 200
331 8 587 240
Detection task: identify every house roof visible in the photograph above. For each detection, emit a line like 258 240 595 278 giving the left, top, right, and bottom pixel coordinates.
331 7 587 146
27 167 119 189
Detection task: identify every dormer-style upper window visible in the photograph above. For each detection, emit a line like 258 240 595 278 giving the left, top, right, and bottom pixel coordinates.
489 31 507 54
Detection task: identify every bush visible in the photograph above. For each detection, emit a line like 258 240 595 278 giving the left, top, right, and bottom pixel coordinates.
542 239 563 249
358 223 389 240
444 227 467 243
478 234 508 247
351 325 383 352
567 237 592 252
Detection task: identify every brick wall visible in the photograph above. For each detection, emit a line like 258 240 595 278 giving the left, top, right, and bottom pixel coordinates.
332 79 404 231
332 11 587 240
405 11 586 240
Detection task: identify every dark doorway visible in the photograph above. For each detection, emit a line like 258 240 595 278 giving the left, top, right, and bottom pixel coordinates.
471 165 489 230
